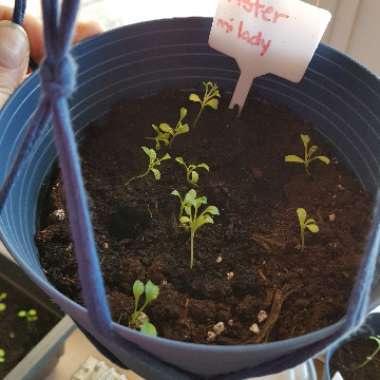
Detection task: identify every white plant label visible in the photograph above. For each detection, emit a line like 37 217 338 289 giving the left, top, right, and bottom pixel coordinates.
209 0 331 111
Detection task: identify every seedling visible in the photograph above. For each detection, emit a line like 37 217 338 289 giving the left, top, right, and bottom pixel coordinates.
126 146 171 186
189 81 221 128
0 349 5 363
355 335 380 369
129 280 159 337
285 134 330 175
297 208 319 251
175 157 210 186
171 189 220 269
18 308 38 330
0 292 6 313
147 107 190 149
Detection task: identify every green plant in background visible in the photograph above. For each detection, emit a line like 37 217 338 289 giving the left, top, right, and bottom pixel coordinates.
297 208 319 251
0 349 5 363
171 189 220 269
126 146 171 186
175 157 210 186
285 134 330 175
18 309 38 323
0 293 7 313
129 280 159 336
147 107 189 150
189 81 221 128
355 335 380 369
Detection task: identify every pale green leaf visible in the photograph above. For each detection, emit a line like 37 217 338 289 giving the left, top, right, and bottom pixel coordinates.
152 124 159 132
195 196 207 208
306 224 319 233
18 311 27 318
297 208 307 225
140 321 157 337
145 280 159 303
190 171 199 185
175 124 190 134
161 153 171 161
207 98 219 110
315 156 331 165
300 134 310 147
180 216 191 224
204 206 220 216
179 107 188 120
0 304 6 312
308 145 318 157
285 155 304 164
184 206 191 216
306 218 317 225
142 146 151 157
159 123 173 133
184 189 197 206
189 93 201 103
133 280 145 301
175 157 185 166
151 168 161 181
0 293 7 301
197 163 209 171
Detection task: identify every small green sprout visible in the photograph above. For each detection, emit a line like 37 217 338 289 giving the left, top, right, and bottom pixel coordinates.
18 309 38 322
285 134 330 175
0 292 7 313
171 189 220 269
356 335 380 369
129 280 159 337
175 157 210 186
189 81 221 128
126 146 171 186
297 208 319 251
147 107 189 150
0 349 5 363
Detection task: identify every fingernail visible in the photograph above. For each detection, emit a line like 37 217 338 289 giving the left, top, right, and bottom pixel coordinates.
0 21 29 69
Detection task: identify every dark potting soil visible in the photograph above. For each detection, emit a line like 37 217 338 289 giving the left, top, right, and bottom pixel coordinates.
0 278 59 379
36 88 373 345
330 336 380 380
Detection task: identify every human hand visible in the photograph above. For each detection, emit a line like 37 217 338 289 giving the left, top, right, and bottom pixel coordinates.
0 6 102 109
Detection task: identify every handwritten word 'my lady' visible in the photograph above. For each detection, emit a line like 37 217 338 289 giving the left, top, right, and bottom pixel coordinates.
228 0 289 23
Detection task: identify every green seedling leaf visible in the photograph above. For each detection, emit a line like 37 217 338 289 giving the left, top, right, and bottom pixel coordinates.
151 168 161 180
175 157 185 165
197 163 210 171
175 124 190 134
189 93 201 103
0 304 6 312
306 224 319 233
145 281 159 303
179 107 188 120
175 157 211 186
207 98 219 110
0 349 5 363
18 311 26 318
297 208 319 251
297 208 307 225
133 280 144 304
0 293 6 302
140 321 157 337
285 134 330 175
159 123 173 133
191 171 199 184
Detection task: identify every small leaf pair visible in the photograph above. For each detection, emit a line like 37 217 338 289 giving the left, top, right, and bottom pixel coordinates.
18 309 38 322
175 157 209 186
0 292 7 312
297 208 319 251
171 189 220 269
0 349 5 363
130 280 160 337
285 134 330 175
356 335 380 369
147 107 190 150
189 81 221 128
126 146 171 186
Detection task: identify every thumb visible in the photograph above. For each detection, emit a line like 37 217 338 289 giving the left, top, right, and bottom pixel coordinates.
0 21 29 110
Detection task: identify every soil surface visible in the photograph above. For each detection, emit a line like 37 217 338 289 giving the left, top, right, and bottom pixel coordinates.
0 277 59 378
331 335 380 380
36 87 373 345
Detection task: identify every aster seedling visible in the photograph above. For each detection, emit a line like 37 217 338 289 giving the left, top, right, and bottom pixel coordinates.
147 107 190 150
285 134 330 175
0 349 5 363
126 146 171 186
189 81 221 128
129 280 159 337
297 208 319 251
18 309 38 329
171 189 220 269
356 335 380 369
0 292 6 313
175 157 210 186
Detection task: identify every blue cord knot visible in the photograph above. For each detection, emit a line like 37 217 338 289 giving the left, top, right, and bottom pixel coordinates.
40 55 77 99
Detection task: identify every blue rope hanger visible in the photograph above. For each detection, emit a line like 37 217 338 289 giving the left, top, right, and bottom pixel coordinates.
2 1 378 379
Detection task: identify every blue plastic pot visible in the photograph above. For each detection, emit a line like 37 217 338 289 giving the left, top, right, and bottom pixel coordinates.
0 17 380 379
325 312 380 379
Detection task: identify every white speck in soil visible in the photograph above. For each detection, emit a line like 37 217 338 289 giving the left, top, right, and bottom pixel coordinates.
207 331 217 342
227 272 234 281
257 310 268 323
216 255 223 263
213 322 225 335
329 213 336 222
249 323 260 334
53 208 65 221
